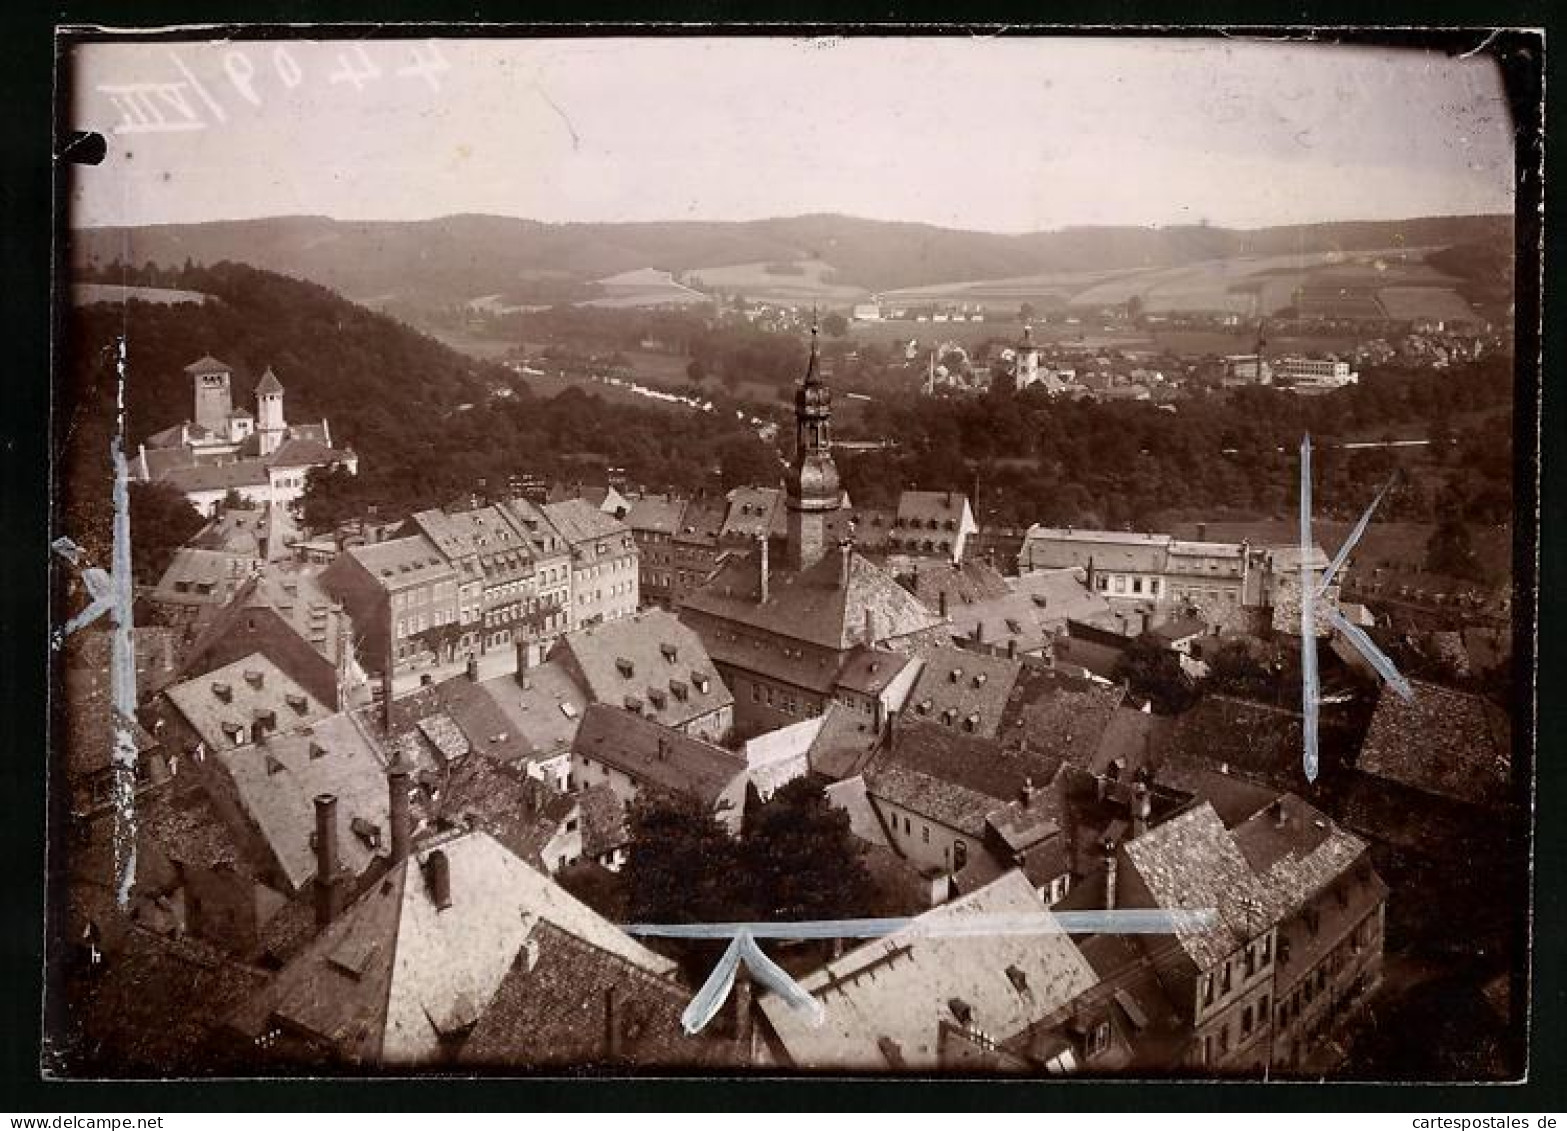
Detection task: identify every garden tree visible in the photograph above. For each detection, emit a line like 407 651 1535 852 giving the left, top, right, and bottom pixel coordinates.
821 311 849 338
1113 634 1197 715
127 481 205 584
739 777 876 923
1018 302 1036 323
717 435 781 491
686 357 707 387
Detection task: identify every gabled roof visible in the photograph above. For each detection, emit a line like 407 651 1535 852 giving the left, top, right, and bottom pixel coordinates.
902 647 1024 739
470 664 587 768
344 534 455 591
542 498 631 547
264 437 351 469
833 647 916 696
226 829 677 1067
681 546 946 653
177 562 351 681
460 918 731 1068
625 494 688 537
1356 678 1512 808
808 701 884 781
552 609 732 731
896 490 972 528
577 783 629 858
758 870 1099 1070
159 459 271 494
212 710 390 892
571 703 747 810
151 547 260 606
1021 527 1171 574
163 652 332 754
720 486 786 541
1158 694 1307 793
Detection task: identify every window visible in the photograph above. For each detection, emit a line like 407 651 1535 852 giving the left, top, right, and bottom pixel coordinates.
1149 579 1160 596
954 840 967 870
1202 975 1214 1007
1132 578 1143 594
1218 1025 1230 1055
922 825 930 844
1241 1005 1253 1037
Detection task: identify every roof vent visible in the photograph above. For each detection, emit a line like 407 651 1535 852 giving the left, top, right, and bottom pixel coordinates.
264 754 285 776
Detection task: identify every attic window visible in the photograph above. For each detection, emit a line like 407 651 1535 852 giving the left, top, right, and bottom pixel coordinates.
877 1036 905 1068
308 741 327 760
1005 618 1024 635
661 643 679 663
972 673 987 688
287 693 309 714
211 682 233 703
948 998 974 1027
264 754 285 776
1005 965 1029 993
624 695 644 715
351 817 382 849
942 707 958 726
948 668 963 684
1031 595 1049 608
221 720 243 741
669 680 689 702
693 673 710 694
916 699 932 715
648 688 668 710
616 657 635 678
963 713 979 733
243 669 264 689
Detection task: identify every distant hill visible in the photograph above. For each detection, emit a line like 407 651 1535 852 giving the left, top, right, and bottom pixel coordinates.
70 212 1513 311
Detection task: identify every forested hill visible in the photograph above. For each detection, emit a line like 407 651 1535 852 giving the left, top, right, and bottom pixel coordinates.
70 212 1514 307
60 262 775 524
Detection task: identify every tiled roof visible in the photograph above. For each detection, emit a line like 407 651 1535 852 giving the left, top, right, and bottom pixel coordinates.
459 918 731 1069
896 490 971 528
163 652 332 754
577 783 629 858
758 870 1099 1070
1119 803 1265 970
212 710 391 892
832 647 916 696
720 486 786 541
254 367 284 394
625 494 688 536
1158 694 1307 793
807 701 884 781
264 437 351 469
866 720 1063 838
471 665 587 768
1089 706 1173 777
681 546 946 653
1232 794 1372 925
61 633 160 781
1021 527 1171 574
553 609 733 731
184 355 234 375
151 547 259 606
1356 678 1511 808
673 497 728 546
1004 666 1125 768
226 830 676 1067
159 459 271 494
571 703 747 809
177 562 351 680
542 498 631 547
346 534 456 591
902 647 1024 739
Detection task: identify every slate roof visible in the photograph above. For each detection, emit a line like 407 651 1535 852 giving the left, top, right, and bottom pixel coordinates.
807 701 884 781
472 665 587 768
460 918 731 1068
159 460 271 494
720 486 786 541
673 497 729 546
1008 567 1117 630
184 355 234 375
758 870 1099 1070
163 652 332 754
1022 527 1171 574
226 829 676 1067
151 547 259 606
571 703 747 809
1356 678 1512 809
553 609 733 731
346 534 456 592
902 647 1024 738
681 546 946 653
265 437 351 470
896 490 972 530
833 647 917 696
254 367 284 395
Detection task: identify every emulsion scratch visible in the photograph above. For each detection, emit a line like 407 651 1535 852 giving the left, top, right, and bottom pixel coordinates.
108 334 140 907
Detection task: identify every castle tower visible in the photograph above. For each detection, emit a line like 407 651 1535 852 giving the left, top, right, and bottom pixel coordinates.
185 356 234 435
255 367 287 456
786 318 840 572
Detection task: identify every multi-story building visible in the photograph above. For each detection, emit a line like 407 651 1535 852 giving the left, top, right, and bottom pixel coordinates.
543 498 640 629
625 494 688 609
890 491 978 563
320 533 461 676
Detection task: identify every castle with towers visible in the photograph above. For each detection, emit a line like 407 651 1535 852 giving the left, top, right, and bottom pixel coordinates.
134 355 358 515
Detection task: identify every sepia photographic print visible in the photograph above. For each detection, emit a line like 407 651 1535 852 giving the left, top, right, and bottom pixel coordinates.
46 29 1540 1084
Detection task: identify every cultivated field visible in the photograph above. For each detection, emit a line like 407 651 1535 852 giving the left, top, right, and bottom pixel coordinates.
681 259 868 304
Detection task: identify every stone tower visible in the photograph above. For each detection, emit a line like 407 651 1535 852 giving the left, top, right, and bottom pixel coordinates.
1015 323 1040 390
255 367 286 457
786 318 840 572
186 356 234 435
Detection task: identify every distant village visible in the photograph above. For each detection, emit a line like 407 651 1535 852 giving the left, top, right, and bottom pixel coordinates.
57 324 1515 1076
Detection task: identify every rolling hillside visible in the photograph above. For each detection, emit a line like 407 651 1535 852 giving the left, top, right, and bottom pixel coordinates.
71 212 1513 314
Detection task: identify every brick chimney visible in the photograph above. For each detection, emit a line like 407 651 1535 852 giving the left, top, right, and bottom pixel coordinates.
838 539 852 589
1006 638 1018 660
388 760 412 864
757 535 769 604
466 655 480 682
1132 781 1151 839
313 793 342 930
938 589 949 619
1103 837 1118 911
380 665 394 733
864 606 876 644
515 638 532 689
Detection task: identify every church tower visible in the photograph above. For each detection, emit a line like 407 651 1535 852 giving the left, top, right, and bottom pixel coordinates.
786 318 840 572
255 367 287 457
1015 323 1040 390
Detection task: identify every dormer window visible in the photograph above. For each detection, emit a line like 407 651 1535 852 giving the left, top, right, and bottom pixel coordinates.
948 668 963 684
211 682 233 703
947 998 974 1027
286 692 309 714
661 642 679 663
616 657 635 679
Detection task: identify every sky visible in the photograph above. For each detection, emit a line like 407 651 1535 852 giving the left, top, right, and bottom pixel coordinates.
69 36 1516 233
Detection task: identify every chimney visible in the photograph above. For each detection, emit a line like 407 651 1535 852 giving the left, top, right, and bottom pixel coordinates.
1103 838 1118 911
466 655 480 682
161 632 175 672
1196 522 1208 541
864 606 876 644
388 761 412 864
313 793 341 930
380 666 394 733
838 539 852 589
972 621 985 645
515 638 532 689
938 590 949 619
1006 638 1018 660
1019 776 1036 809
424 849 452 910
757 535 769 604
1272 797 1288 828
1132 781 1151 838
603 986 622 1062
656 736 670 761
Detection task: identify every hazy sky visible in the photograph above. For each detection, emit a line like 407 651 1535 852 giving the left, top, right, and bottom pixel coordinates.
70 36 1516 232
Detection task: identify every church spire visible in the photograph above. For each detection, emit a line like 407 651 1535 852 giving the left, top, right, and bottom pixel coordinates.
786 307 841 572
